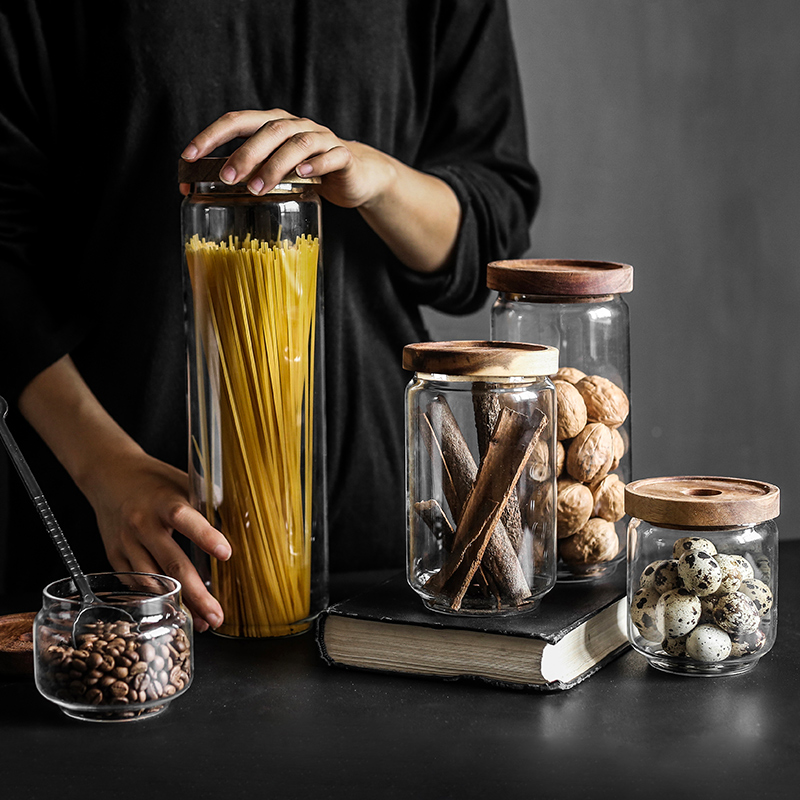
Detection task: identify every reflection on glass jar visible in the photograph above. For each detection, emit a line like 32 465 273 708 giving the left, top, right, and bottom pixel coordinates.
626 476 779 677
34 573 193 722
404 341 559 615
488 259 634 582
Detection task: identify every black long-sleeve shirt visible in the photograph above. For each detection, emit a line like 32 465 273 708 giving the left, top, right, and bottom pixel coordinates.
0 0 538 594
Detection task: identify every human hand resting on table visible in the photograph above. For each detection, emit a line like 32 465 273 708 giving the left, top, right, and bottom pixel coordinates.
18 356 230 633
181 109 461 274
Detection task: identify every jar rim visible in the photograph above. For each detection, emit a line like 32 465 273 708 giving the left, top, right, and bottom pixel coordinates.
625 476 780 527
42 571 182 605
178 156 322 189
487 259 633 296
402 340 559 378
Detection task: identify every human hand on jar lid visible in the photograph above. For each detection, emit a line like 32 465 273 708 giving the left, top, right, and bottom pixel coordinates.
180 108 395 209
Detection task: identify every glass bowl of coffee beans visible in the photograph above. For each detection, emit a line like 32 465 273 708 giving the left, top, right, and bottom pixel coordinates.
33 572 193 722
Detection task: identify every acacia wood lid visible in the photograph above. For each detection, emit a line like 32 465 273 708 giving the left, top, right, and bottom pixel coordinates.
403 341 559 378
487 259 633 296
625 476 780 528
178 157 321 187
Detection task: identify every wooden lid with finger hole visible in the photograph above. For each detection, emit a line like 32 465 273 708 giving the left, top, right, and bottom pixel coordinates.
625 476 780 528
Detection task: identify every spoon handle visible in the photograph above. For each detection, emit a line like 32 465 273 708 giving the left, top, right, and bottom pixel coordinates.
0 411 94 604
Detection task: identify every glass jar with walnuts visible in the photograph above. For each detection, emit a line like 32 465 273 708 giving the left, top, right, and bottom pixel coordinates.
488 259 633 581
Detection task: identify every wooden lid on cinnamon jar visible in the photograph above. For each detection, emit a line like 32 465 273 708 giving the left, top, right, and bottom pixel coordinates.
402 341 559 378
487 259 633 297
625 476 780 528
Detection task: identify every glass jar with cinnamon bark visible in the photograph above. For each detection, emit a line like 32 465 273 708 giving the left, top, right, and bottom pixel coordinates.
489 260 633 583
404 341 559 615
626 476 779 676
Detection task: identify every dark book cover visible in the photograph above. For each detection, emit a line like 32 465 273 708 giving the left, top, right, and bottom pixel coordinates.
316 566 629 691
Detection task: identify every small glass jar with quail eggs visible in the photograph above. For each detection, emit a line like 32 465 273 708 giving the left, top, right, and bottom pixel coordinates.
625 476 779 677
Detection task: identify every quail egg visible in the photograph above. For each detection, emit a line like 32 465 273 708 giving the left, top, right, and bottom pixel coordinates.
673 537 717 558
728 554 754 582
698 595 716 624
730 629 766 657
656 588 702 638
739 578 773 615
686 624 732 662
652 559 681 594
630 588 662 642
714 553 746 595
713 592 760 635
677 551 722 596
661 634 688 657
639 560 666 591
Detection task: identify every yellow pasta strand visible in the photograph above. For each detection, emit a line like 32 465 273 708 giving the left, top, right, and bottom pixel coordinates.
186 233 319 637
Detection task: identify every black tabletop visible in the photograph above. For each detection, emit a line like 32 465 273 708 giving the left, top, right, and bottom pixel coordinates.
2 544 799 800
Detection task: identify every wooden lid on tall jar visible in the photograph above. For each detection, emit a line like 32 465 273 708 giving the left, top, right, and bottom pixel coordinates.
402 341 559 378
487 259 633 297
625 476 780 528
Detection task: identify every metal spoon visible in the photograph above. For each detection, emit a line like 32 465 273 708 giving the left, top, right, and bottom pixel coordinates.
0 395 137 646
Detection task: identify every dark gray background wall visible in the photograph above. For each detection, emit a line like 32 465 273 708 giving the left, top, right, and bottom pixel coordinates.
422 0 799 539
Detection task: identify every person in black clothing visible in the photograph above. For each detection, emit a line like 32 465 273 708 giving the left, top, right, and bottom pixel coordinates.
0 0 538 629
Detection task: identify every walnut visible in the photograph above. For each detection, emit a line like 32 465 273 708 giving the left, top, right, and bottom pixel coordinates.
527 438 551 482
556 477 593 539
559 518 620 564
555 440 565 478
575 375 629 429
554 366 586 384
526 480 554 531
565 422 614 483
610 427 625 470
553 379 587 440
591 473 626 522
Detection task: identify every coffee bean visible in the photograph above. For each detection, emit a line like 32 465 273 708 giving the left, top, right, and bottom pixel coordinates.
86 687 103 705
37 604 192 717
87 652 104 670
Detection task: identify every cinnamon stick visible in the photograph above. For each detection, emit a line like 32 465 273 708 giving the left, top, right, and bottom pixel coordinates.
429 406 547 609
472 387 526 552
413 499 454 547
420 401 530 605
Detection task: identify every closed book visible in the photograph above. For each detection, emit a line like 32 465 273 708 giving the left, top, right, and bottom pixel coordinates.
316 568 629 691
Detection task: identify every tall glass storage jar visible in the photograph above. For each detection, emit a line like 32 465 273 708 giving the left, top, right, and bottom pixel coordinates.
404 341 559 615
489 259 633 582
625 476 779 676
180 158 327 638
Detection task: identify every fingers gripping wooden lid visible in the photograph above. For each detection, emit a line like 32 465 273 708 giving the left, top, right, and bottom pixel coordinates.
402 341 559 378
487 259 633 296
178 157 321 187
625 476 780 528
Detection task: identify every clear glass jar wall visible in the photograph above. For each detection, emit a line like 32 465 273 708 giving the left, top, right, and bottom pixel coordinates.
34 573 193 722
404 341 559 615
180 159 328 638
489 260 633 582
626 476 779 677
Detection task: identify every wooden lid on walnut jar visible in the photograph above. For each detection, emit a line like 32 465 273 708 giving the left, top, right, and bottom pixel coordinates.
487 259 633 297
625 476 780 528
402 341 559 379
